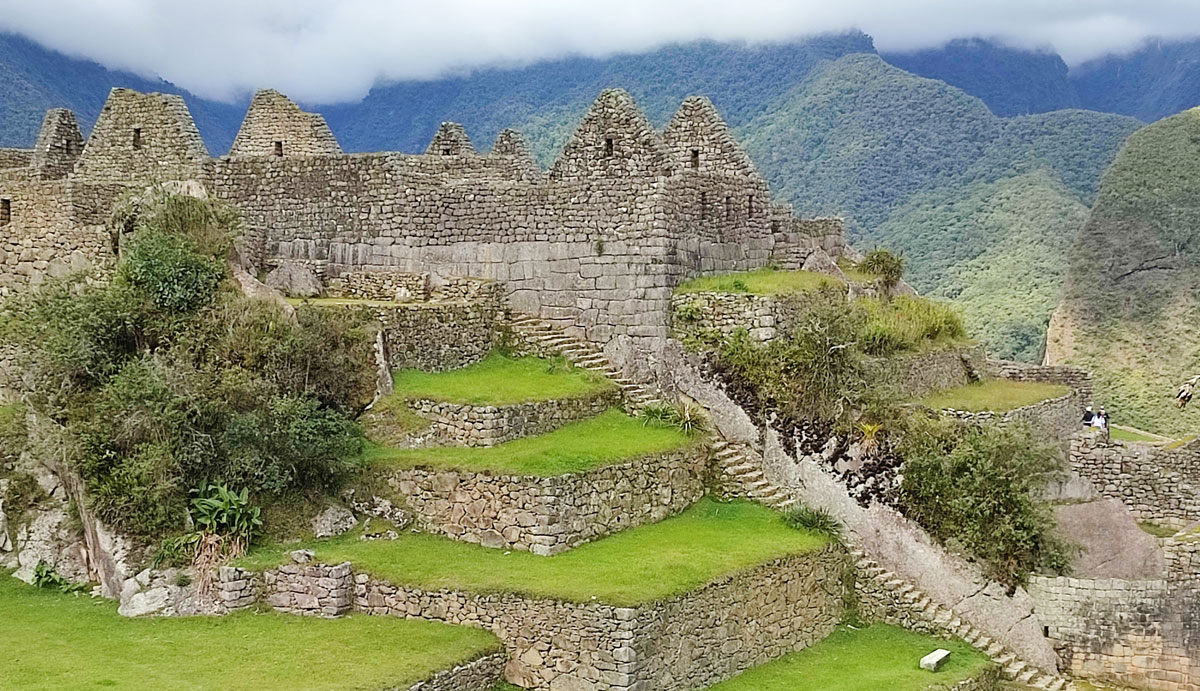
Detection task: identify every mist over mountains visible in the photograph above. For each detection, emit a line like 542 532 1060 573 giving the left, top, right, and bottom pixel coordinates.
0 29 1195 363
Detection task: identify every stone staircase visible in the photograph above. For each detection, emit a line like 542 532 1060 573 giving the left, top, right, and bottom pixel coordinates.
509 314 659 410
851 549 1071 691
711 439 797 510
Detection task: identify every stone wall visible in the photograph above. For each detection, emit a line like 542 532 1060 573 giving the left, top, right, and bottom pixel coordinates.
360 302 503 372
229 89 341 158
670 290 844 343
880 344 988 398
1070 430 1200 526
328 271 502 304
1029 575 1200 690
404 652 505 691
387 445 705 555
352 545 847 690
0 148 33 170
986 359 1093 405
264 559 354 617
937 391 1083 442
75 88 209 182
407 388 619 447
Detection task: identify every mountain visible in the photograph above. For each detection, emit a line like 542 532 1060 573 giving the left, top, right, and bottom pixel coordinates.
317 33 876 160
735 54 1140 360
882 36 1200 124
0 32 242 154
1047 107 1200 435
1072 39 1200 123
882 39 1080 117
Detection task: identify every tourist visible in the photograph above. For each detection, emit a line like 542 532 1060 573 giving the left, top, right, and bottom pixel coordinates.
1082 406 1095 425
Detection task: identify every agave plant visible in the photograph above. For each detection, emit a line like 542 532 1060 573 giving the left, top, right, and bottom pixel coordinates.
858 422 882 457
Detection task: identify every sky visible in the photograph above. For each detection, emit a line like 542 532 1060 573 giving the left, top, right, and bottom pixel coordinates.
0 0 1197 104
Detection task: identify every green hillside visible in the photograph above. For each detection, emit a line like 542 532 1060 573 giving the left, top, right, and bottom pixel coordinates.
737 55 1139 360
1049 107 1200 434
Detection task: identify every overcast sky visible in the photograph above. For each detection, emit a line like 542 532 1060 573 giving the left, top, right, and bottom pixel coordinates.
0 1 1196 104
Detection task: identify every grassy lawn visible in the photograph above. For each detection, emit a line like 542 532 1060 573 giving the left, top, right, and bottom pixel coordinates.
1138 521 1179 538
366 409 695 475
675 268 844 295
836 257 877 284
707 624 991 691
391 352 614 405
0 574 499 691
918 379 1071 413
1110 427 1164 443
239 499 827 606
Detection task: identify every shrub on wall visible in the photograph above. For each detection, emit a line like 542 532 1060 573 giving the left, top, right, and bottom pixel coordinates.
0 191 375 541
896 417 1073 588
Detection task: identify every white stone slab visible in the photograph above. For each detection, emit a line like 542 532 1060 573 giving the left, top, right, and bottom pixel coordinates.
920 648 952 672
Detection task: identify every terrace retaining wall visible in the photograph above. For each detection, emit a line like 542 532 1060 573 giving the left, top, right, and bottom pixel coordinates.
354 545 848 690
1069 430 1200 527
882 345 988 398
386 445 706 555
407 388 619 447
367 302 505 373
403 652 506 691
937 392 1082 442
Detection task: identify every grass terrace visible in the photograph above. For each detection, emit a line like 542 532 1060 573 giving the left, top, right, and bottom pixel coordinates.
1109 427 1165 443
366 408 695 476
0 574 500 691
239 499 828 606
836 257 877 284
918 379 1071 413
391 352 614 406
707 624 992 691
675 268 844 295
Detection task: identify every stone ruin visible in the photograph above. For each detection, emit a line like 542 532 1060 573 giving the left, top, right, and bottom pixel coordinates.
0 86 849 377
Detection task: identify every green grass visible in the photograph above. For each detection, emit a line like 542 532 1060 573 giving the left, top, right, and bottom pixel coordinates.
366 409 695 476
0 573 499 691
836 257 877 284
1138 521 1179 539
286 296 405 307
1109 427 1163 443
1164 435 1197 451
239 499 828 606
675 268 844 295
918 379 1071 413
391 352 614 405
707 624 991 691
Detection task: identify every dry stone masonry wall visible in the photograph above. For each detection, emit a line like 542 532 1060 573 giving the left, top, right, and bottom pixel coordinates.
937 392 1082 442
407 388 619 447
229 89 341 158
1070 431 1200 526
387 446 705 555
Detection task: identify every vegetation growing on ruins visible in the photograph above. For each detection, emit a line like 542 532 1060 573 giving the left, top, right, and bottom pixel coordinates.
675 268 843 295
390 352 613 405
897 419 1073 586
364 409 694 476
0 573 501 690
707 624 993 691
239 498 828 605
0 191 375 542
918 379 1071 413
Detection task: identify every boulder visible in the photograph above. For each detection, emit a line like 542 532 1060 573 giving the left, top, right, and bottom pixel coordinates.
118 586 171 617
312 505 358 538
0 497 11 553
800 249 848 282
265 261 323 298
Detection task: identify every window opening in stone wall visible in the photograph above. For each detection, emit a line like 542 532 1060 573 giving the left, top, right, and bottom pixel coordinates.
725 196 732 220
604 138 614 157
690 149 700 169
442 147 451 156
0 199 10 226
771 221 780 233
699 192 707 220
747 195 754 216
132 128 142 150
273 141 284 156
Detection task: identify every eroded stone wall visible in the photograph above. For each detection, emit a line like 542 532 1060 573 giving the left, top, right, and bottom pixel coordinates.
1070 431 1200 526
229 89 341 158
387 446 705 555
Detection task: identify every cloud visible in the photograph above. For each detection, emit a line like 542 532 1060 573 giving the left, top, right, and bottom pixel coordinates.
0 0 1195 103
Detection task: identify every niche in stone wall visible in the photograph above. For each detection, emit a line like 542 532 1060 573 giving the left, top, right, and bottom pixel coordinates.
273 141 283 156
604 137 614 157
0 199 9 226
691 149 700 169
725 196 732 220
132 128 142 150
700 191 707 220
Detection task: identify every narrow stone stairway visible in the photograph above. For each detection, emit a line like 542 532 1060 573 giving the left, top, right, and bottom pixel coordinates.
851 549 1071 691
711 439 797 510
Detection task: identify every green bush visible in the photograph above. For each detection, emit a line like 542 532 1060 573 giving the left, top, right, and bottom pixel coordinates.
859 248 905 297
0 192 374 541
640 401 709 436
897 420 1073 587
189 483 262 547
117 230 223 313
857 295 967 355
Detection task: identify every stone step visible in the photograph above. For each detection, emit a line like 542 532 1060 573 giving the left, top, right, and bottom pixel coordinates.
1016 668 1037 685
1001 662 1024 680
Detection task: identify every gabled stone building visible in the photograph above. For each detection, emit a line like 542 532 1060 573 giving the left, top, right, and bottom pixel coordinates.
0 87 847 372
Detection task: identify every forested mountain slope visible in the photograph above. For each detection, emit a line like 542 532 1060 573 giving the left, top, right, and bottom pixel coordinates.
737 54 1140 360
0 33 242 154
1047 107 1200 434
